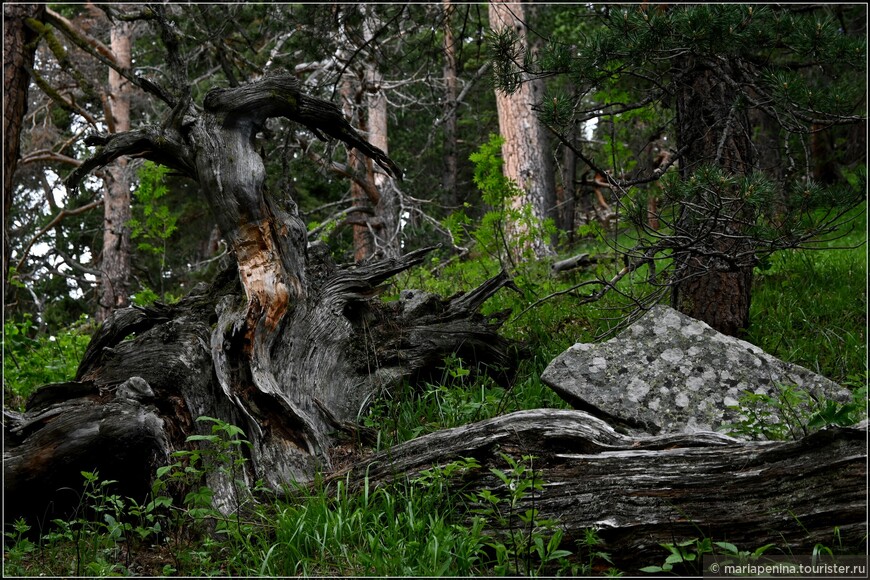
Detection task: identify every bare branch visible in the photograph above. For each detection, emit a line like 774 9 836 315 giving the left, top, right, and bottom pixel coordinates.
15 199 103 273
294 136 382 203
20 150 82 167
66 127 196 194
204 73 403 179
307 205 374 239
51 246 102 277
44 7 174 106
25 66 99 127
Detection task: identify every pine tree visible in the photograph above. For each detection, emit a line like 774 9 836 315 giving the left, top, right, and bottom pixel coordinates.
493 3 867 335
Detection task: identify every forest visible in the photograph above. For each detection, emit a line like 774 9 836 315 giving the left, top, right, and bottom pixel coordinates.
3 2 868 577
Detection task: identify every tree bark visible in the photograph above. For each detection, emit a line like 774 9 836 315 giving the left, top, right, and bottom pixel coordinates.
334 409 867 574
340 70 375 262
3 4 45 294
559 128 577 243
489 0 555 260
671 57 755 336
442 0 459 207
97 20 135 321
362 6 402 260
3 252 516 525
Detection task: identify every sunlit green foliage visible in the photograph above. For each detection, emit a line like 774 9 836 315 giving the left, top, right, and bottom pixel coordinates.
128 161 179 304
747 203 866 383
3 314 92 409
723 382 867 441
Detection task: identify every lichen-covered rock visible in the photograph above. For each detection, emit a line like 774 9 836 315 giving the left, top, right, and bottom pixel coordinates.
541 305 852 439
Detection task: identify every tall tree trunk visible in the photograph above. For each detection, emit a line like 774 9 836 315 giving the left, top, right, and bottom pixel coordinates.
442 0 459 207
488 0 555 260
362 8 401 259
3 4 45 296
671 58 755 336
810 122 838 185
560 128 577 245
97 21 134 321
365 62 402 258
341 70 375 262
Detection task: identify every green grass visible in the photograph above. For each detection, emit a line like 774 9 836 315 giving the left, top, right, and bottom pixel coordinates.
249 474 490 577
747 203 866 384
4 454 597 577
363 355 569 450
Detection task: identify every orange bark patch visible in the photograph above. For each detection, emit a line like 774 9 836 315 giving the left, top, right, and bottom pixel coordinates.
234 220 294 354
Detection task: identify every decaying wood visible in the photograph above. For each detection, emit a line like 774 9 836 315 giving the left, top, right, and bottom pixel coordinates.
3 249 517 526
6 71 522 529
550 252 618 275
551 252 592 274
551 252 617 276
333 409 867 573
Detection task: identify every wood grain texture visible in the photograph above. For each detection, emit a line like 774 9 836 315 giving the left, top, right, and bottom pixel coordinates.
334 409 867 573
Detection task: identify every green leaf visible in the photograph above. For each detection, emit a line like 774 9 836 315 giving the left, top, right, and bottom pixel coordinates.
714 541 739 554
186 434 220 443
489 467 510 485
155 464 176 478
752 543 777 558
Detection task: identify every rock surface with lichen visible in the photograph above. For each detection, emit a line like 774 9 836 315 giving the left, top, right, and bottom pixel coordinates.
541 305 852 439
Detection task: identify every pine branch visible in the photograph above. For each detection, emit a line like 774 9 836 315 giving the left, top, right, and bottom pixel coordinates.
15 199 103 274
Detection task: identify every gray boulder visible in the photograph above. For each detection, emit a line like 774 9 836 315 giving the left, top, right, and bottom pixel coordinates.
541 305 852 439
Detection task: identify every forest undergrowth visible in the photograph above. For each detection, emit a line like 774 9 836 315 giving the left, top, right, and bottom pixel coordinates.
3 203 866 577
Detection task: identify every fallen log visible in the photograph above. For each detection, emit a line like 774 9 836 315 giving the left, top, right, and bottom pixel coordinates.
333 409 868 574
550 252 616 275
551 252 592 274
3 69 865 576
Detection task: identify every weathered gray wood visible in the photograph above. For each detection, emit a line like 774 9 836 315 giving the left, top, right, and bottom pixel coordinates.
4 387 170 527
7 71 515 525
3 249 516 525
550 252 614 274
333 409 867 573
42 73 423 506
551 252 591 274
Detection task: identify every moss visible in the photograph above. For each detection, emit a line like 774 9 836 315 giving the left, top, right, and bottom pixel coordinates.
27 66 76 113
24 17 48 34
25 18 98 101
